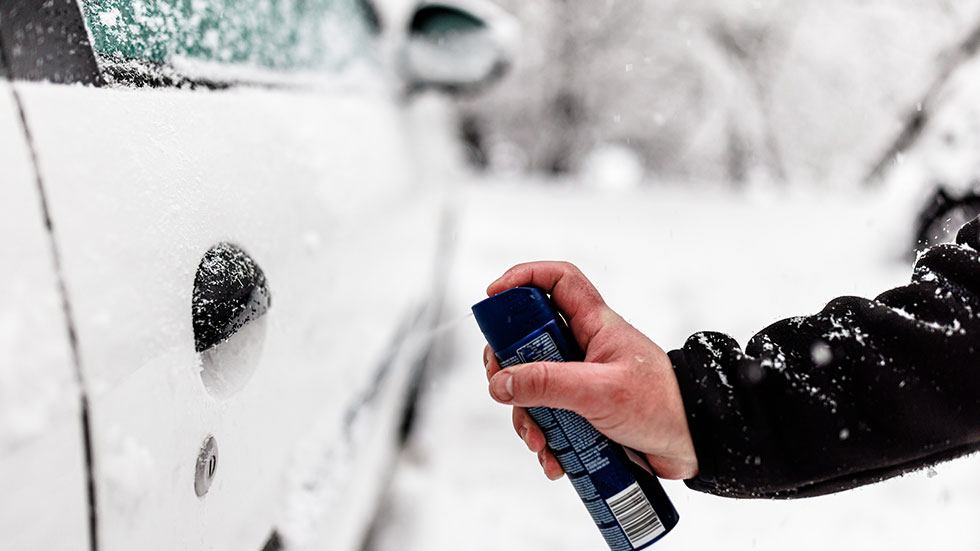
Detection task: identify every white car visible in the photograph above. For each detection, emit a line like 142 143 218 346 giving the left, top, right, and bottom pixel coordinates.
0 1 515 549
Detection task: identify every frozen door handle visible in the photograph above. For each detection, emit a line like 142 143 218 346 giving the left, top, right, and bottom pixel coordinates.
192 243 271 353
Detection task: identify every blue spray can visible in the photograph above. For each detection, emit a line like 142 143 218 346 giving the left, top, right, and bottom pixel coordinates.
473 287 679 550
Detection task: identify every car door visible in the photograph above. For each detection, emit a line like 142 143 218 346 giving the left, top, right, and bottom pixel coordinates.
5 0 451 549
0 64 91 550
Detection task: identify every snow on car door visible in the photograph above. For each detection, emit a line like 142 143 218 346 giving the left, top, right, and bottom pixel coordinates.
0 76 90 549
9 2 449 549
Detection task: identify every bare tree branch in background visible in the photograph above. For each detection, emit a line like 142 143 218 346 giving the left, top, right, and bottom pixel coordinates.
708 13 794 184
865 18 980 185
459 0 980 186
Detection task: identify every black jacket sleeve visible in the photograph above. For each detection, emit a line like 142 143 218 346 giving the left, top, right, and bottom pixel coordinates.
669 217 980 498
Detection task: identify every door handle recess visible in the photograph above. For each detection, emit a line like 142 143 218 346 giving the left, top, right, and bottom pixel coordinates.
192 243 271 353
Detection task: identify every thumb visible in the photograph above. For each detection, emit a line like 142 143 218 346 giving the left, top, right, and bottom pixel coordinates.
489 361 611 417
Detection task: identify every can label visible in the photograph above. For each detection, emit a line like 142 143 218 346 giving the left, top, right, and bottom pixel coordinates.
497 324 665 550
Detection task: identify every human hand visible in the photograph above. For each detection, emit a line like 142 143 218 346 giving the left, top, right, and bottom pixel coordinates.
483 261 698 481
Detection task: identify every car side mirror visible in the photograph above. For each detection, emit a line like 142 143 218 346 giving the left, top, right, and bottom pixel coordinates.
399 0 518 94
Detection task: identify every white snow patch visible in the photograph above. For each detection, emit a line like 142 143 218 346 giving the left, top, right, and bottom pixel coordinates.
98 7 121 27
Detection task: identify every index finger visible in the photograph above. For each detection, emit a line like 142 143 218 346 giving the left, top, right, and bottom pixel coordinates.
486 261 613 351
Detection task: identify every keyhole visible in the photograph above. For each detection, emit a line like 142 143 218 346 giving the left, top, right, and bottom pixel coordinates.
195 435 219 497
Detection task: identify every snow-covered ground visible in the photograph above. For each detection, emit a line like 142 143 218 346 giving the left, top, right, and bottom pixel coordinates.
368 178 980 551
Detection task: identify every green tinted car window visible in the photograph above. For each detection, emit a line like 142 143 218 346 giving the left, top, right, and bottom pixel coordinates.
80 0 373 72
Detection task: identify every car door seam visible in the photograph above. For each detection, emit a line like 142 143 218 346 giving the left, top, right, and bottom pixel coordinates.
7 83 101 551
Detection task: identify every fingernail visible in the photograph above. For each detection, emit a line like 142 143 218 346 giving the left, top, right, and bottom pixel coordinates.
537 449 546 466
484 347 492 367
519 427 529 448
491 371 513 402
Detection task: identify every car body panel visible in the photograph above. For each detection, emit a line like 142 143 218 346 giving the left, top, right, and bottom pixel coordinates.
15 79 448 549
0 80 90 551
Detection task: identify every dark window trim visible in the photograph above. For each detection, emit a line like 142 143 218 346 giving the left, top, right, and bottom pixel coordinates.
98 56 231 90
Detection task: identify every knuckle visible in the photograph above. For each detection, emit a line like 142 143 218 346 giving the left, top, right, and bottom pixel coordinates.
558 261 580 275
513 263 534 277
520 364 552 400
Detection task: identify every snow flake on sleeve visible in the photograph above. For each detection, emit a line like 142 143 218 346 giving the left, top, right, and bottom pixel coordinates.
824 313 869 346
884 302 967 336
695 333 732 388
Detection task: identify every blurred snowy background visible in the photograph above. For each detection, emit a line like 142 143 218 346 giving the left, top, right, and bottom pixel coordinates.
454 0 980 189
368 1 980 550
